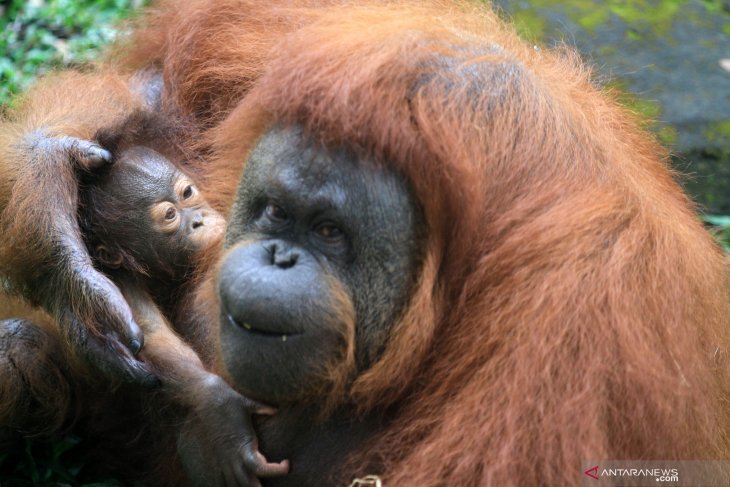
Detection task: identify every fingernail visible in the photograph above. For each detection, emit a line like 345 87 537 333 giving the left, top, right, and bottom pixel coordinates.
255 406 277 416
99 148 112 163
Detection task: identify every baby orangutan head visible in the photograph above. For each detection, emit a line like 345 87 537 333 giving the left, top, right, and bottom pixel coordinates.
81 146 224 278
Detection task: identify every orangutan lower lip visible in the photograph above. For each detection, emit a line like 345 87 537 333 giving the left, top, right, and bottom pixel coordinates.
226 314 301 341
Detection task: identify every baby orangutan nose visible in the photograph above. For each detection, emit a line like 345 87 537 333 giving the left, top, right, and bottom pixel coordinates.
188 208 225 250
191 211 205 229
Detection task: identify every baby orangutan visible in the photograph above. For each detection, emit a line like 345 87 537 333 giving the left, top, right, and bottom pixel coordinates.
74 119 289 486
79 143 225 379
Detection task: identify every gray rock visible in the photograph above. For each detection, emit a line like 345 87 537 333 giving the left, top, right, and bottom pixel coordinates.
495 0 730 213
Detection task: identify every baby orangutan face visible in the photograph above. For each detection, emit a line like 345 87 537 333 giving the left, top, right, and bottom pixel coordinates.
148 169 223 251
87 146 225 278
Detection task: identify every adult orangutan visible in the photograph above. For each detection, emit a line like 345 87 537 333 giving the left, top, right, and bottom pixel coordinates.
1 1 729 486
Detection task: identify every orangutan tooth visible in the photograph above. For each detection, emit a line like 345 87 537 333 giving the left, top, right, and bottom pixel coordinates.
243 322 252 330
281 334 287 342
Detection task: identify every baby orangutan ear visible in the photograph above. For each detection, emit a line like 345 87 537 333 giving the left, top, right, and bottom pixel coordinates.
95 244 124 269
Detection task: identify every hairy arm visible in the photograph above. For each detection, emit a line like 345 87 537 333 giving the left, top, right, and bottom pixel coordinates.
0 71 155 382
115 276 289 487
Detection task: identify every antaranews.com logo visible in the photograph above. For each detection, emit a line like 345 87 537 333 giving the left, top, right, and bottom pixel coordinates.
581 461 728 486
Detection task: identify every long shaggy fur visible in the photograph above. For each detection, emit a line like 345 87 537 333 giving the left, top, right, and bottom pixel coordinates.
181 2 730 485
1 1 728 486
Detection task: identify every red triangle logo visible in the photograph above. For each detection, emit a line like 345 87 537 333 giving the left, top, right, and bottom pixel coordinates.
584 466 599 480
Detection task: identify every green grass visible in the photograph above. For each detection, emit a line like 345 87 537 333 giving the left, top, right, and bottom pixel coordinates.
0 0 146 107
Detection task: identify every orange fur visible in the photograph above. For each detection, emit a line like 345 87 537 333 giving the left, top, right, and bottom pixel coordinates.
202 2 730 485
0 72 146 322
0 1 728 485
0 294 84 435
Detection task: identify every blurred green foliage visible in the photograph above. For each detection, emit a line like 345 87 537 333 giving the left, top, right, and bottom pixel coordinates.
508 0 730 41
0 435 132 486
704 215 730 254
0 0 146 106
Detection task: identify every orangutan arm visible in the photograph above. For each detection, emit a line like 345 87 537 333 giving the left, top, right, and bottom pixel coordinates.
0 71 155 383
114 276 289 486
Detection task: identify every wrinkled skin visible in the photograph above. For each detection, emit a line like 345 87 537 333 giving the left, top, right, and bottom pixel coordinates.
217 127 425 485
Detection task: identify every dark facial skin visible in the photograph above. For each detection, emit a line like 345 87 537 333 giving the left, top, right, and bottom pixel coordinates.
85 147 224 280
219 125 423 420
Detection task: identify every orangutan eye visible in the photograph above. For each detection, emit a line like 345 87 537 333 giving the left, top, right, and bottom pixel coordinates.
314 222 343 240
182 185 194 199
150 201 182 234
265 203 288 222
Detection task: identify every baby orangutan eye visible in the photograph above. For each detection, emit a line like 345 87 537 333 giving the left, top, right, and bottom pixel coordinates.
174 176 198 202
150 202 181 233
